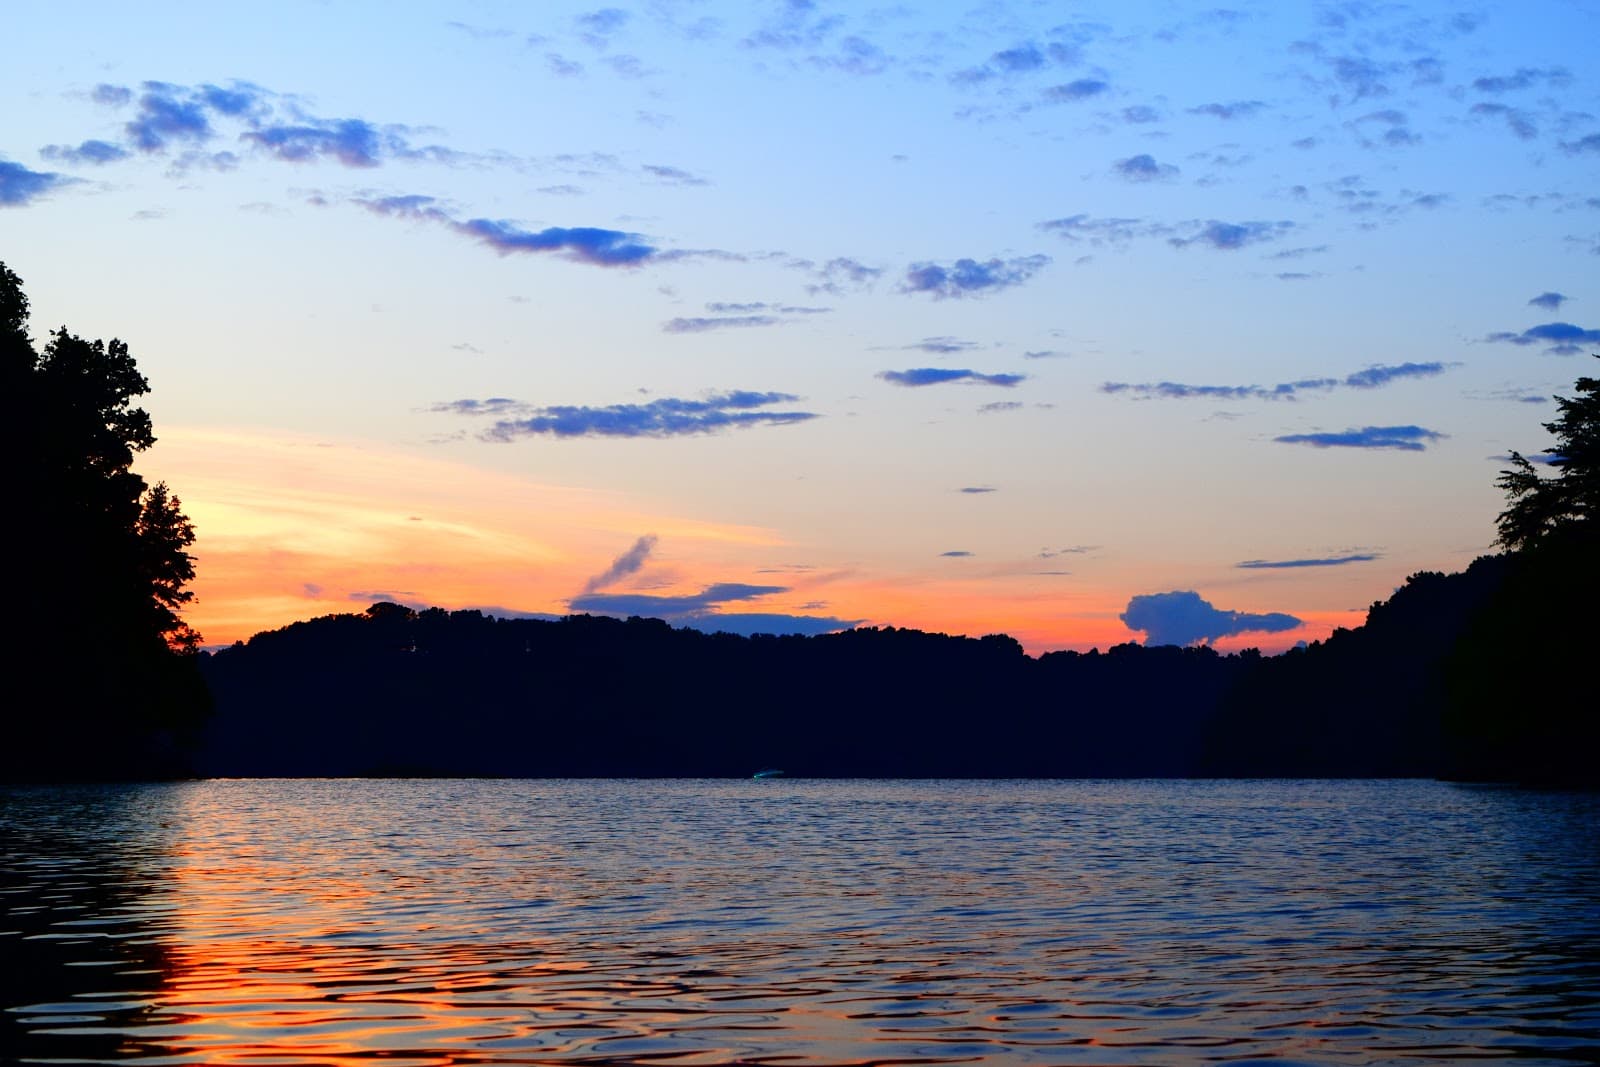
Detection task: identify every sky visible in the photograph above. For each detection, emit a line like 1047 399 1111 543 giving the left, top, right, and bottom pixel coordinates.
3 0 1597 653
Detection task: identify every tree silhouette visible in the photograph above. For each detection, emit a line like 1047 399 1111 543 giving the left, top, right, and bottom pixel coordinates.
1496 355 1600 551
1445 355 1600 786
2 261 208 781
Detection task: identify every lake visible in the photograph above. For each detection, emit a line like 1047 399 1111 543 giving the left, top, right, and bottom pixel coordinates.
2 779 1598 1065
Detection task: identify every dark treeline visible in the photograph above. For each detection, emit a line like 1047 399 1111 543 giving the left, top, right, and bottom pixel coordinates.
193 552 1565 781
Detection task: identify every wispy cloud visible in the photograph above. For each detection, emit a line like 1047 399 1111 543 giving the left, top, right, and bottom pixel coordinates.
1188 100 1265 119
662 315 779 333
39 139 129 165
958 486 997 494
1237 554 1379 569
900 255 1050 298
1122 590 1301 646
358 193 658 267
1274 425 1445 451
433 390 818 440
581 534 658 594
1103 361 1448 400
1472 67 1570 94
879 368 1025 388
1529 292 1568 310
1045 78 1109 102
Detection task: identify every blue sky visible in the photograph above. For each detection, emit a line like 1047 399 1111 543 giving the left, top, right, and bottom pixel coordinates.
3 0 1596 650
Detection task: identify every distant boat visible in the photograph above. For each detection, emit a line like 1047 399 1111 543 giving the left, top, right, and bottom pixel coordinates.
752 768 784 779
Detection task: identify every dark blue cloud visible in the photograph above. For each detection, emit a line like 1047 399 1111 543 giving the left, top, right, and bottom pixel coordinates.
39 140 129 165
1472 67 1570 93
940 550 973 557
879 368 1025 388
1103 362 1446 400
0 160 75 206
900 255 1049 298
1169 220 1293 250
1274 426 1445 451
1045 79 1108 102
1113 154 1178 181
1485 322 1600 355
1121 590 1301 647
454 219 656 266
1237 554 1379 569
441 390 818 440
125 82 214 151
429 396 522 416
663 315 780 333
993 43 1048 71
1188 100 1265 119
1563 134 1600 155
1529 292 1568 310
581 534 658 594
242 119 384 167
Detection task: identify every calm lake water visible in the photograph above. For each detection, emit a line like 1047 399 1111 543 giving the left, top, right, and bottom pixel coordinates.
2 779 1598 1066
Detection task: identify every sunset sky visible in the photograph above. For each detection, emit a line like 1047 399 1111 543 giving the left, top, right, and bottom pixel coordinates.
4 0 1596 652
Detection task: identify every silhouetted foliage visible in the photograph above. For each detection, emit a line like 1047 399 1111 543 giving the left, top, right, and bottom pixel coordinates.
1441 355 1600 786
1496 355 1600 552
1 262 208 781
197 606 1264 778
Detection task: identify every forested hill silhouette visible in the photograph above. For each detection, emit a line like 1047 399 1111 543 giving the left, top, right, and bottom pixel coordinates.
195 567 1513 780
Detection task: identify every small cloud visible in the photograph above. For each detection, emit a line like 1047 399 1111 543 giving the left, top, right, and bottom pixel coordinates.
1472 67 1570 94
642 163 708 185
39 139 129 165
978 400 1024 413
1169 220 1293 250
905 336 977 354
1188 100 1265 119
1274 425 1445 451
940 550 974 557
1112 153 1178 182
1529 291 1568 310
91 83 132 106
1562 134 1600 155
1102 362 1446 401
1023 349 1066 359
1045 78 1109 102
958 486 997 494
243 119 386 167
879 368 1025 388
805 256 882 295
1121 590 1301 647
581 534 657 594
662 315 780 333
445 390 818 440
900 255 1050 299
1120 105 1163 124
0 159 75 206
1484 321 1600 354
1237 554 1379 569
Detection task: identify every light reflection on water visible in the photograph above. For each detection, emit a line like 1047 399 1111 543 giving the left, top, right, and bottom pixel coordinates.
2 779 1598 1065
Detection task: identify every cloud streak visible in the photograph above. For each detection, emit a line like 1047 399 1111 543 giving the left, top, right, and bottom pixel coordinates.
1236 554 1379 569
879 368 1026 388
0 160 75 206
1274 426 1445 451
432 390 818 440
582 534 658 594
1102 361 1449 400
359 194 658 267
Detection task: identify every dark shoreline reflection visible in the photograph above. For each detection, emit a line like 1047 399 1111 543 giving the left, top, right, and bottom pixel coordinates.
3 780 1599 1065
